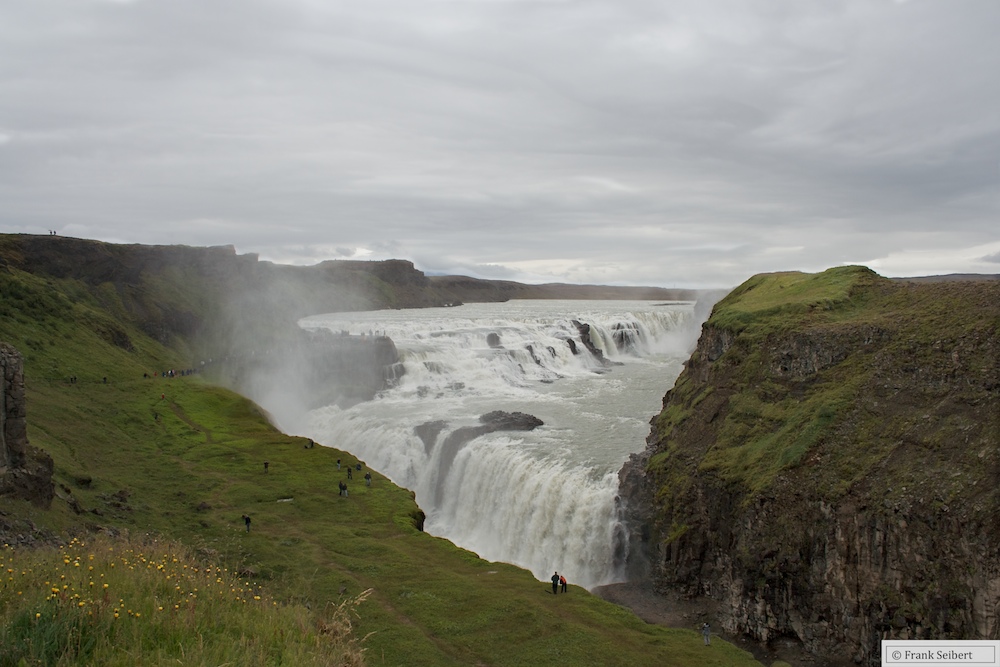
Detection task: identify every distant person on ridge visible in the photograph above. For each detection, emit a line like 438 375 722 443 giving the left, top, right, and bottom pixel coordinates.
702 622 711 646
560 574 567 593
551 571 560 595
243 514 251 533
365 471 372 486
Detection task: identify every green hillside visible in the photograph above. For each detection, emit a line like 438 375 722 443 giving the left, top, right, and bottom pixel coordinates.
650 266 1000 500
0 242 761 666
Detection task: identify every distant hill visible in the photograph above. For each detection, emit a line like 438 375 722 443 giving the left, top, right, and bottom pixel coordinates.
428 274 699 303
891 272 1000 282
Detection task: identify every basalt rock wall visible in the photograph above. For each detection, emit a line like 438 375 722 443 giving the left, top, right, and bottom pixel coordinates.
1 343 28 470
0 343 54 507
618 269 1000 666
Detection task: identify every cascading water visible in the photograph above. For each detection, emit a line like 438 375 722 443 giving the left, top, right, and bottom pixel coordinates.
294 300 695 589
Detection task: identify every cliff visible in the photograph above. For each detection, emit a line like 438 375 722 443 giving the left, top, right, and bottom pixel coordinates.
0 234 429 352
619 266 1000 665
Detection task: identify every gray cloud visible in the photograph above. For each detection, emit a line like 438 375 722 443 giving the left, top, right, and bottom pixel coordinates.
1 0 998 288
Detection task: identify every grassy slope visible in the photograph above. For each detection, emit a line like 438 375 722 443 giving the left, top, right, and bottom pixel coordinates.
678 267 876 494
0 265 760 666
649 265 1000 505
1 534 368 666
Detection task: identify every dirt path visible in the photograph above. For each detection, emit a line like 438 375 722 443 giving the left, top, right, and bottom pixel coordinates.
167 402 214 443
592 580 720 631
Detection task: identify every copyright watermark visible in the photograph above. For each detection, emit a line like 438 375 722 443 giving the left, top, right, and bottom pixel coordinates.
883 641 999 666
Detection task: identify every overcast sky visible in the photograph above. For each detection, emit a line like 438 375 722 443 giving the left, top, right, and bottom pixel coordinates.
1 0 997 288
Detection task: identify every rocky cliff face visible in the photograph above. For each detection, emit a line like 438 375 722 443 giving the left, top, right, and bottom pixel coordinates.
1 343 28 470
619 269 1000 665
0 343 54 508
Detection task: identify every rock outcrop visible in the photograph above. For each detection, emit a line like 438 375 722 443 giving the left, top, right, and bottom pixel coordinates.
478 411 545 431
419 411 545 508
418 411 545 454
572 320 616 368
0 343 54 508
1 343 28 470
618 268 1000 666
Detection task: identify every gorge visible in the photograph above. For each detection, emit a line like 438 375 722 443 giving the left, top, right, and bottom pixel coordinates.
3 234 999 665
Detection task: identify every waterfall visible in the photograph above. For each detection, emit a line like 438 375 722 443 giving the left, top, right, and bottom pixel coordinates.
293 300 694 589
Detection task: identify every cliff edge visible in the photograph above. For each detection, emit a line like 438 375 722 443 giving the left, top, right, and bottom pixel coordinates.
619 266 1000 665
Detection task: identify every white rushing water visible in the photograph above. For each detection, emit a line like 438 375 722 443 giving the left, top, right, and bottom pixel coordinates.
294 300 697 589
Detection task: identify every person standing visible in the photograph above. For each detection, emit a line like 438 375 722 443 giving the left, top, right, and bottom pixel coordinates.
551 572 560 595
364 472 372 486
243 515 251 533
560 574 567 593
702 623 711 646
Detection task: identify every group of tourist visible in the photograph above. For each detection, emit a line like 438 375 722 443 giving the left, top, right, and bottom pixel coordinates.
550 571 568 594
339 460 372 495
244 451 376 530
143 368 200 378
